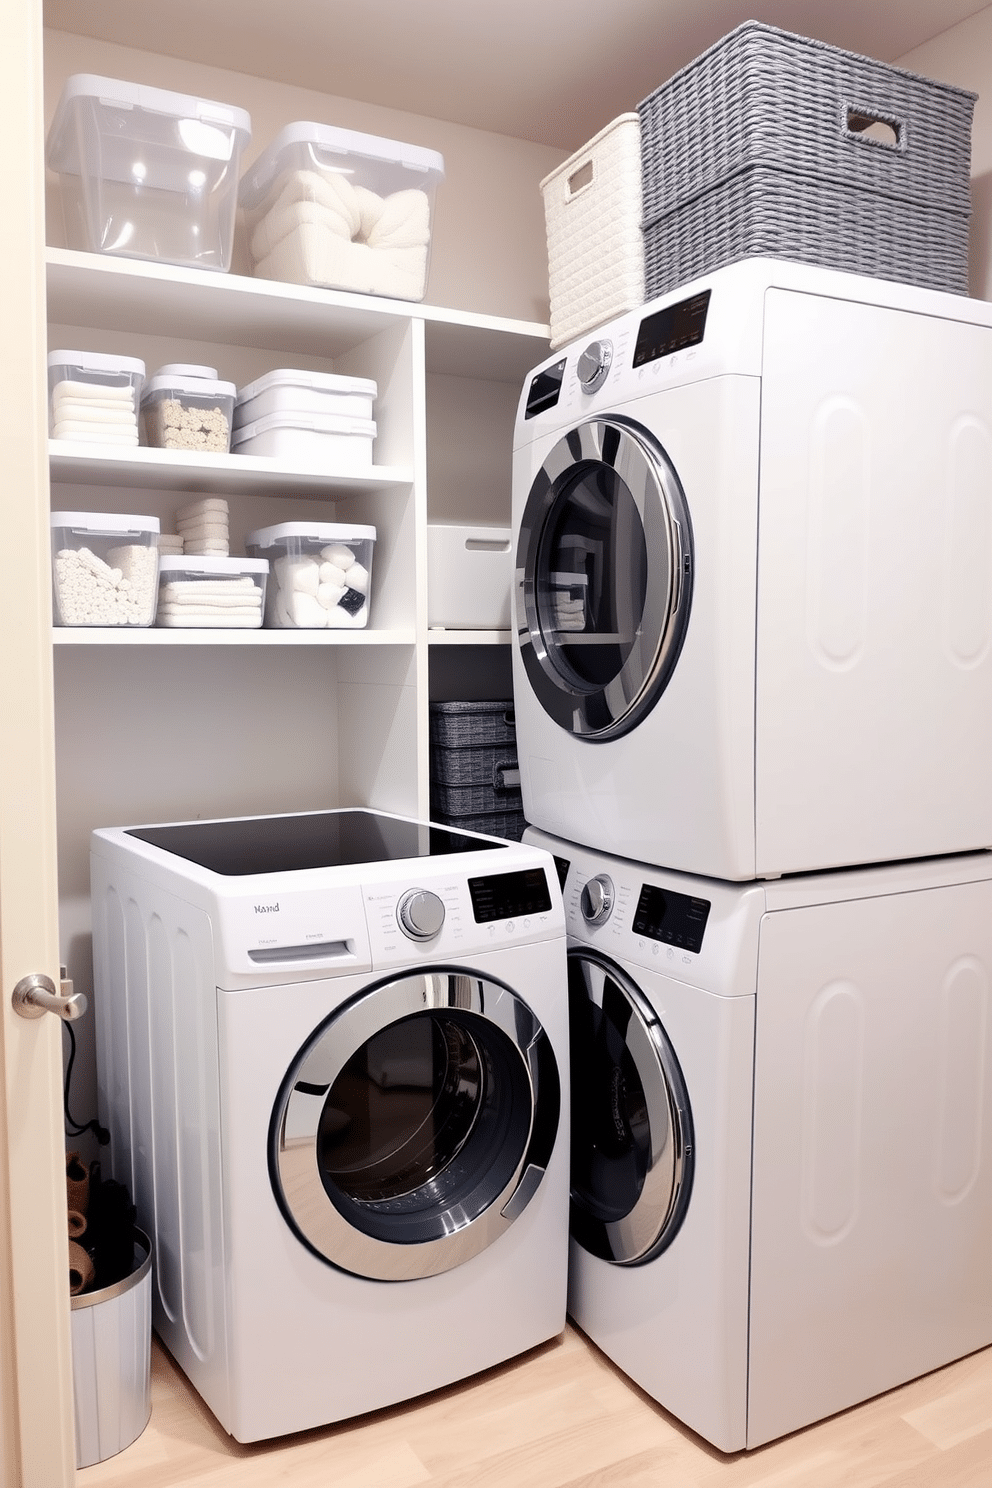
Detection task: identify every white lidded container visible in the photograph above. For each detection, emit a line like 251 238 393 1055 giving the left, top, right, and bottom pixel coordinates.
45 74 251 271
47 349 145 443
428 524 513 629
140 368 237 452
156 556 268 628
238 120 444 301
51 511 160 627
245 522 376 629
234 369 377 427
231 410 376 469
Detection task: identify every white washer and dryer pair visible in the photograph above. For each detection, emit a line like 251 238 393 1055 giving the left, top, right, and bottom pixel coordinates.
90 808 569 1443
511 257 992 881
527 825 992 1451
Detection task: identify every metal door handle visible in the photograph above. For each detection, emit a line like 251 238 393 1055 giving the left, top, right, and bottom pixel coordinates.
12 972 87 1022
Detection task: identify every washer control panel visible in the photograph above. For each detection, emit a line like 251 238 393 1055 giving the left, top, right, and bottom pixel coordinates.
576 338 613 393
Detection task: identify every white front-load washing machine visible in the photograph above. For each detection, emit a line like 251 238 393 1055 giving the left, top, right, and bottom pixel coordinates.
90 808 569 1443
513 258 992 879
526 826 992 1451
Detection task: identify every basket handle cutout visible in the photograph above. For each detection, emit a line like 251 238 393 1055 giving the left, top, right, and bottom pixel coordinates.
567 160 595 198
845 108 902 149
465 538 511 553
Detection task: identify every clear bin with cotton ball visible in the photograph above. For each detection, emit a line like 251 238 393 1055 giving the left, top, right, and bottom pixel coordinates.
45 74 251 271
245 522 376 629
238 122 444 301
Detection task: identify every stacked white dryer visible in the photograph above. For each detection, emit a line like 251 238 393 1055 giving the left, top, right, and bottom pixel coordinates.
510 257 992 1450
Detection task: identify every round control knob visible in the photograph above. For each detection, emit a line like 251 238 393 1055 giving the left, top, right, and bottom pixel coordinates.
396 888 446 941
576 339 613 393
580 874 615 926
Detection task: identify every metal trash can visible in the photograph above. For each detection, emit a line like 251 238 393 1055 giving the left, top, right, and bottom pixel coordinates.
70 1227 152 1468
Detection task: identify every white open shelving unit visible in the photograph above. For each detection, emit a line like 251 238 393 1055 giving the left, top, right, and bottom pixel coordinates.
48 246 543 884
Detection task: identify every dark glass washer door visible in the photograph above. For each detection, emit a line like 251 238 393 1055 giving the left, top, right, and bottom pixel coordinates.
271 968 561 1280
515 416 692 741
568 947 693 1265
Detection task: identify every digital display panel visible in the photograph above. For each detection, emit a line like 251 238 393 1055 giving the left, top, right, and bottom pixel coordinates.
633 290 711 368
469 866 553 922
525 358 567 418
632 882 711 954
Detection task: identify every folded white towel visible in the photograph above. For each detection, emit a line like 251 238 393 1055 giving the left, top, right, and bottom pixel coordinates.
157 608 262 628
176 497 230 523
254 226 428 300
51 422 139 444
182 540 230 556
175 520 230 540
51 380 135 406
50 400 137 425
160 580 260 605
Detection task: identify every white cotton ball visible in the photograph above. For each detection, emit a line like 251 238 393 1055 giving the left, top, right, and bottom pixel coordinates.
289 557 321 596
317 579 347 609
275 588 295 627
341 562 369 595
290 591 328 627
319 543 355 570
318 561 338 583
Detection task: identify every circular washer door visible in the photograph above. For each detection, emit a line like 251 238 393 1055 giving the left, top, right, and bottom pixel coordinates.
567 947 693 1265
516 415 692 741
270 968 561 1281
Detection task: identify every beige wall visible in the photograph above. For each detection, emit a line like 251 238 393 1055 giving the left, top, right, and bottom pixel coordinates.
896 4 992 300
43 29 566 323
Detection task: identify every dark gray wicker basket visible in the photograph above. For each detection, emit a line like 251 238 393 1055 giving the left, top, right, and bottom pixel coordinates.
638 21 976 297
429 700 516 752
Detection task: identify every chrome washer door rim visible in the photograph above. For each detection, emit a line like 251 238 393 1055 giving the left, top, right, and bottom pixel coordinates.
516 416 693 741
271 968 561 1281
568 947 694 1265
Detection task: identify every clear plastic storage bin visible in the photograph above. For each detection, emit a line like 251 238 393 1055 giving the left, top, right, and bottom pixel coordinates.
156 556 268 628
245 522 376 629
140 367 236 452
51 512 160 627
231 410 376 469
238 121 444 300
46 74 251 271
47 349 145 443
234 369 377 426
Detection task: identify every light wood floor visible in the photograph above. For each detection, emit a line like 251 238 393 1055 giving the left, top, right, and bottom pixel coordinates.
77 1327 991 1487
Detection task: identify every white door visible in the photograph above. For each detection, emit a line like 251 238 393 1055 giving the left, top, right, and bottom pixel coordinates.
0 2 75 1482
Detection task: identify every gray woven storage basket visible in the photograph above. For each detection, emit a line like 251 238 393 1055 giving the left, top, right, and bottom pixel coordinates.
430 777 524 817
429 699 516 751
433 809 528 843
430 741 519 788
638 20 976 297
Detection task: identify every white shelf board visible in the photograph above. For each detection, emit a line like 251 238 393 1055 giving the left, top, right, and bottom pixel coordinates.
427 628 511 645
48 442 412 495
53 627 416 646
46 249 549 378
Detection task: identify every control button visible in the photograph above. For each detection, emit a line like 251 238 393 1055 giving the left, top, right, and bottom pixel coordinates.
580 874 615 926
396 888 445 942
576 339 613 393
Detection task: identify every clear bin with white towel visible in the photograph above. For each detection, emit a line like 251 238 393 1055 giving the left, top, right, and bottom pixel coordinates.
50 512 160 627
245 522 376 628
156 556 268 628
234 369 377 427
428 524 512 629
46 74 251 271
231 410 376 469
47 350 145 444
141 368 236 452
238 121 444 301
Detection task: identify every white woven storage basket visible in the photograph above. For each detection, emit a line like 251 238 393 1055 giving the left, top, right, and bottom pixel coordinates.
540 113 645 350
